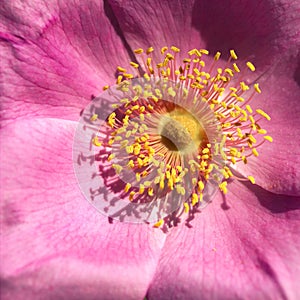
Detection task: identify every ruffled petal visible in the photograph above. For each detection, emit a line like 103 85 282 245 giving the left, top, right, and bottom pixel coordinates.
148 181 300 300
0 0 132 123
0 118 166 300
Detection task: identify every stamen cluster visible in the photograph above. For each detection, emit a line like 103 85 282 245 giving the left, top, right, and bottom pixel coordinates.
89 46 272 226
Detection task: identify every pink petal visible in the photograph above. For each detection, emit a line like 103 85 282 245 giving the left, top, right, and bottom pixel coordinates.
108 0 205 62
147 180 300 299
109 0 300 65
0 118 166 300
237 51 300 195
0 0 132 123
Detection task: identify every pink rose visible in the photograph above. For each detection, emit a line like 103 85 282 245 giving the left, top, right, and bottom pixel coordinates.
1 1 299 299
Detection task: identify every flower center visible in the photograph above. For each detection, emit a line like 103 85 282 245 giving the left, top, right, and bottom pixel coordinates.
159 108 207 153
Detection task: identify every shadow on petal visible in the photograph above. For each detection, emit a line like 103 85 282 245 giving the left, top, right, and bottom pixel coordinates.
192 0 284 66
294 55 300 86
242 180 300 218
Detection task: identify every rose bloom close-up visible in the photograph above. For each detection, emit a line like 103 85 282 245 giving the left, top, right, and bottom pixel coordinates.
1 0 300 299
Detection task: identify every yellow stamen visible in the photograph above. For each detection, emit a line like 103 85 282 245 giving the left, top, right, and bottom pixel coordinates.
124 183 131 193
246 61 256 72
154 219 164 228
134 48 144 54
117 75 123 84
184 202 189 213
117 66 126 73
161 46 168 54
257 129 267 134
232 63 240 72
248 176 256 184
256 109 271 121
112 164 123 174
130 62 139 68
219 181 228 194
107 154 115 161
214 51 221 61
139 184 145 194
192 193 199 206
246 105 253 113
230 49 238 60
146 46 154 54
148 187 154 196
171 46 180 53
90 114 98 121
254 83 261 93
129 191 135 201
92 136 102 147
252 148 259 157
264 135 273 142
200 49 209 55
